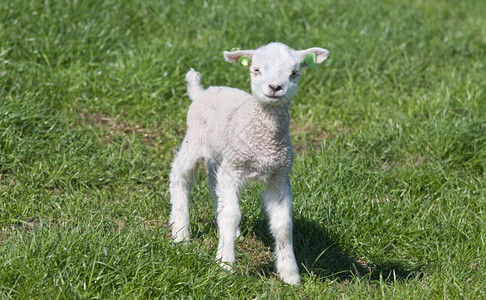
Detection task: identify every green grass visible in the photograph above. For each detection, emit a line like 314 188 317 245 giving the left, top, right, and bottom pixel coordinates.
1 0 485 298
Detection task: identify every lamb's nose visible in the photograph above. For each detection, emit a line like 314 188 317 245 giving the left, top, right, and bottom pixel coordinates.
269 84 282 92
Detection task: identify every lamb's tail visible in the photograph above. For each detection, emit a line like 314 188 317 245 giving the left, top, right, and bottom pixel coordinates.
185 68 204 101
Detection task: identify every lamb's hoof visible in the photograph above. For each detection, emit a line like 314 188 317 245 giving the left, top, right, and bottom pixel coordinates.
219 261 235 273
280 272 301 286
171 229 190 243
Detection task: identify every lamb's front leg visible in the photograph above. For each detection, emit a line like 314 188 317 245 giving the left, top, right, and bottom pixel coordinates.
264 176 300 285
209 160 243 240
215 171 243 270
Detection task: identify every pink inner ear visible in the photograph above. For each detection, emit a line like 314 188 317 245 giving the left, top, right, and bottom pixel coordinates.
224 51 243 63
315 49 330 64
296 48 330 64
225 50 255 63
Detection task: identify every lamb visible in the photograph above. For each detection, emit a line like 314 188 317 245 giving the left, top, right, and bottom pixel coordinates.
169 42 329 285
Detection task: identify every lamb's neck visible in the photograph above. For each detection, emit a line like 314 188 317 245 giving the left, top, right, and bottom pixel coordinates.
249 101 290 137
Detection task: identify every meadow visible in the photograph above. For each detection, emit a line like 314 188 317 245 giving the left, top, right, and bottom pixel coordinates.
1 0 485 298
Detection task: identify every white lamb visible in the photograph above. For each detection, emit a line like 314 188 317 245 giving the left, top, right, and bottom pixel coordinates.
169 42 329 285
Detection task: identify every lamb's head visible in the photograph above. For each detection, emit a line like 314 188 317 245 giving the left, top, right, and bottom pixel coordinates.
223 42 329 106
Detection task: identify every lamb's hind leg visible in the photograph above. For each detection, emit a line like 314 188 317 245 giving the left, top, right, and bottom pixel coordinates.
207 159 219 215
169 138 201 242
264 176 300 285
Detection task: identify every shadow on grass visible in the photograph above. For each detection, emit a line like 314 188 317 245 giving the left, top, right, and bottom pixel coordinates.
252 217 423 283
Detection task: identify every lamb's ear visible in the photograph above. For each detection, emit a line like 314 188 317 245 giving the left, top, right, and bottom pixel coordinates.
296 48 330 68
223 49 255 67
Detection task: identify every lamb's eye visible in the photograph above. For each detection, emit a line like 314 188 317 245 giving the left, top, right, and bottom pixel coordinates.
252 68 261 76
290 70 299 79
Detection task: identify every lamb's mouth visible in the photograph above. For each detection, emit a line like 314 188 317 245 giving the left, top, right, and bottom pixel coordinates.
265 94 284 100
